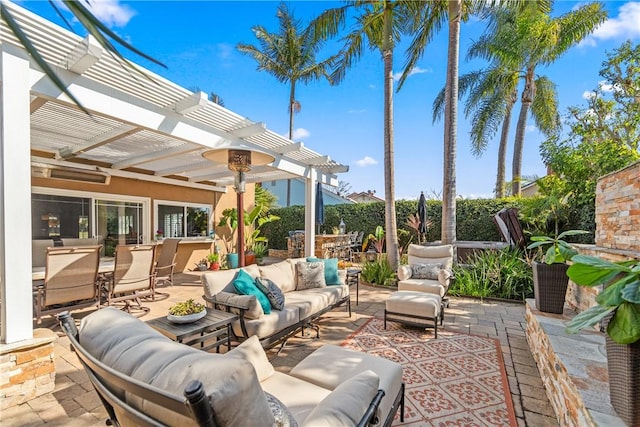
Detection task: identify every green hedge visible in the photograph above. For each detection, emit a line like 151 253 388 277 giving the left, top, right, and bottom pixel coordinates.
262 198 532 250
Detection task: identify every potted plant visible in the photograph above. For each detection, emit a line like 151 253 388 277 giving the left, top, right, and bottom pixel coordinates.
195 258 208 271
206 253 220 270
565 255 640 426
219 206 279 268
155 230 164 240
167 298 207 324
253 242 268 265
527 229 588 313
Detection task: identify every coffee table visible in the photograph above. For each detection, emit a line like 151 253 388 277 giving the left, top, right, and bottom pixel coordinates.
146 308 237 353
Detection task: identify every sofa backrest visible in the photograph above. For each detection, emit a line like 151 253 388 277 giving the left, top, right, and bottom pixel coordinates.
72 307 274 427
202 264 260 298
258 260 297 293
407 244 453 270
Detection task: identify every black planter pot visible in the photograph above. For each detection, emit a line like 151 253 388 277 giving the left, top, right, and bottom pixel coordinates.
606 336 640 426
532 261 569 314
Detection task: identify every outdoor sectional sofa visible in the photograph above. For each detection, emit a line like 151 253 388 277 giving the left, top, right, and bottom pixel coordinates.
201 258 350 348
59 308 405 426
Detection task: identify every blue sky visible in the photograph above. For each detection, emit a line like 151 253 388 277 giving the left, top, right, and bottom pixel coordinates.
20 1 640 200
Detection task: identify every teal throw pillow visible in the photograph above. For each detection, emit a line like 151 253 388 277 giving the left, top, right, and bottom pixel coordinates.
306 257 341 285
233 269 271 314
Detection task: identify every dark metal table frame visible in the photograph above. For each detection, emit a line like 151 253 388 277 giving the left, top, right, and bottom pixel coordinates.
346 268 361 305
146 308 237 353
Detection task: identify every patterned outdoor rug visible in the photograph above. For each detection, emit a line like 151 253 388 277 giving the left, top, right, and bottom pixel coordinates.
341 318 517 427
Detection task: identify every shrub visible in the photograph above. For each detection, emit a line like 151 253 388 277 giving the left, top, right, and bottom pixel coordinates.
361 257 396 286
450 248 533 301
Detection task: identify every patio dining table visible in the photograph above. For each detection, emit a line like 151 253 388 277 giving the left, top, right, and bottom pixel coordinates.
32 258 115 282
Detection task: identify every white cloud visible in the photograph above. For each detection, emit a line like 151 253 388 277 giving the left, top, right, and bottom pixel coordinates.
525 125 537 133
392 66 432 82
86 0 135 27
599 81 614 92
355 156 378 167
368 84 377 90
347 109 366 114
217 43 233 60
582 91 596 99
580 2 640 47
292 128 310 140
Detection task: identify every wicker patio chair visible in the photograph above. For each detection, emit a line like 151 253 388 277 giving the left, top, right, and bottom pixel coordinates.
153 238 181 299
33 245 101 324
103 245 156 316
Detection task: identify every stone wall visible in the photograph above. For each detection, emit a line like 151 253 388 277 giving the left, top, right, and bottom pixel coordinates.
0 329 57 410
565 161 640 312
595 161 640 251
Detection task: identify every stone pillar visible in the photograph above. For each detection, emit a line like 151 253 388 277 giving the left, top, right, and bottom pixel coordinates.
0 329 57 409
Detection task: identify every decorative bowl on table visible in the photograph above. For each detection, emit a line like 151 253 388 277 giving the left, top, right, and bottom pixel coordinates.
167 299 207 324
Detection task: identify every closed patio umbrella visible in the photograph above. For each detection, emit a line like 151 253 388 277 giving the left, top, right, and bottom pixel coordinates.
418 191 428 243
315 182 324 234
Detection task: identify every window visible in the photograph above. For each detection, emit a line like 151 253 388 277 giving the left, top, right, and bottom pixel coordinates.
32 194 91 239
156 202 211 238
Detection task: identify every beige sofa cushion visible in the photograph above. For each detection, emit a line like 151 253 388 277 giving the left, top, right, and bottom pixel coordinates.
79 308 273 427
302 370 379 427
260 371 331 425
285 286 349 319
231 305 300 339
214 291 264 319
259 261 296 293
398 279 446 297
289 344 403 424
202 265 260 298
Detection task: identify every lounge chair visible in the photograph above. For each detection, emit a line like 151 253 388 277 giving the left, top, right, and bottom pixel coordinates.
33 245 101 323
103 244 156 315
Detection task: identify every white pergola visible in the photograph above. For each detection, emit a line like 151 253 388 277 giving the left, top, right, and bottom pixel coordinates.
0 2 348 344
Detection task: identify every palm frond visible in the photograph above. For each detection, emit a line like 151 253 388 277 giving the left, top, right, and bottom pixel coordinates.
531 76 561 137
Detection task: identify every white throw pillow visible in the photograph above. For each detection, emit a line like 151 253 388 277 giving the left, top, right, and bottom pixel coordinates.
225 335 275 382
295 261 326 290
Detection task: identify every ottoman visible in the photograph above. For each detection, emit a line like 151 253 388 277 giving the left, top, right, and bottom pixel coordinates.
384 291 444 337
289 344 405 427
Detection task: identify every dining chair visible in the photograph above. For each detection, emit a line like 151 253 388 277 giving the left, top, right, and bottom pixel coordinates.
32 239 54 268
33 245 101 324
153 238 181 299
103 245 156 316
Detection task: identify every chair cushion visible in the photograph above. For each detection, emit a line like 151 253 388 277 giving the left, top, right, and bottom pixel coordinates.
411 263 442 280
233 269 271 314
255 277 285 311
302 370 379 427
214 291 264 319
259 261 296 293
295 262 326 290
398 279 446 297
306 257 341 285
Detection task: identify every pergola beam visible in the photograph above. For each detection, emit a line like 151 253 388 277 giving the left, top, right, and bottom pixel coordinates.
229 122 266 138
154 160 213 177
111 143 200 169
56 124 140 160
306 155 330 165
174 91 208 115
65 35 103 74
273 142 304 154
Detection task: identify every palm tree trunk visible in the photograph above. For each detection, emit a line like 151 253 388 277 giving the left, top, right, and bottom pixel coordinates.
288 82 296 140
495 94 516 198
382 4 399 269
511 67 536 196
442 0 460 245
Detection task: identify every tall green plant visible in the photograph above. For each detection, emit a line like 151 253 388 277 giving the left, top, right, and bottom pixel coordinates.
450 248 533 300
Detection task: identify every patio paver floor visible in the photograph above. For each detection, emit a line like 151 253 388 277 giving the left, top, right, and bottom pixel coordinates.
1 270 558 426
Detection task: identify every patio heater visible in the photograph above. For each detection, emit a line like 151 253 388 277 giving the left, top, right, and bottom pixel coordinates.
202 148 274 267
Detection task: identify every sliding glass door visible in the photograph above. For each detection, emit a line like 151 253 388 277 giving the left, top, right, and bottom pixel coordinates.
95 200 143 256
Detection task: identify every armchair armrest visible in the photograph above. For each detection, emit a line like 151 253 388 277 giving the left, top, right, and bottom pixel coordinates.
202 291 265 339
438 269 452 286
397 265 413 281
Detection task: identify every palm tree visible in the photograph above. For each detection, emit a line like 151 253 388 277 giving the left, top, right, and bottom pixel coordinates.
1 0 165 115
482 2 607 196
313 0 417 269
237 2 336 140
433 65 519 198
